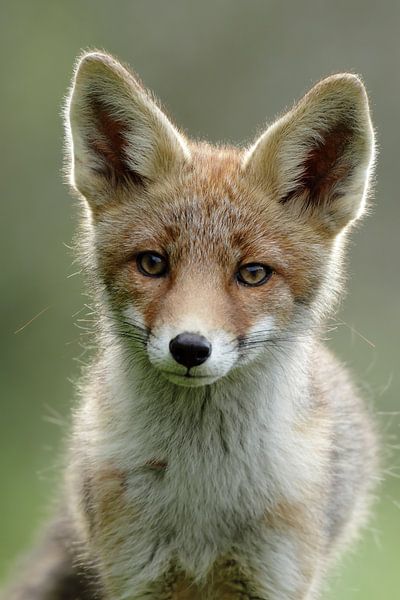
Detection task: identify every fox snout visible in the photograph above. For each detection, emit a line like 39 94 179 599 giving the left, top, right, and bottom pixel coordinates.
169 333 212 369
140 307 241 387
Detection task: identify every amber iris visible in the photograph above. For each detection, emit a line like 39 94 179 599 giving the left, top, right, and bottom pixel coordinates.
237 263 273 286
136 252 168 277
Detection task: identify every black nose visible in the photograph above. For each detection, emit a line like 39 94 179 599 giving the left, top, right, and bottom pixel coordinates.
169 332 212 369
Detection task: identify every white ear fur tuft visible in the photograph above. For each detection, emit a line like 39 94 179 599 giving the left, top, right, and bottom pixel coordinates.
65 51 190 204
243 74 375 234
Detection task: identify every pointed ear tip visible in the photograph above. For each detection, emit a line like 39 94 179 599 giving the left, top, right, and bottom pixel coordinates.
76 49 115 67
315 72 369 101
73 50 124 82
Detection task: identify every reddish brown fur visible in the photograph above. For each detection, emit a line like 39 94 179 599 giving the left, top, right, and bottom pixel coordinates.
96 471 127 528
93 144 333 340
89 97 127 175
282 123 354 207
147 557 260 600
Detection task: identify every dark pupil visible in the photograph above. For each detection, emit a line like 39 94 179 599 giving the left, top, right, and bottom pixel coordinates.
146 255 162 271
246 265 264 280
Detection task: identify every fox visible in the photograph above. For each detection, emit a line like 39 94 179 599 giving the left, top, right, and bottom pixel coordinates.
2 51 379 600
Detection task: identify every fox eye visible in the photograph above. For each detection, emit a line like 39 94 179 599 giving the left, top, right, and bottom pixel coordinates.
136 252 168 277
236 263 273 287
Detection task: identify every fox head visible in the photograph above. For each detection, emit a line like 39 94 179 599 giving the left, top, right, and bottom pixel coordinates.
65 52 374 387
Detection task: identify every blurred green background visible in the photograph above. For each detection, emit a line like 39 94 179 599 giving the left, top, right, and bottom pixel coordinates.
1 1 399 597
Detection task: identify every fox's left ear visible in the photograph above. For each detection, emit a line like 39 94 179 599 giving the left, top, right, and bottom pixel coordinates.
65 51 190 207
243 74 375 234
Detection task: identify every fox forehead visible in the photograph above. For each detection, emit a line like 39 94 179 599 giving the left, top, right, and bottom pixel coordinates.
94 144 327 272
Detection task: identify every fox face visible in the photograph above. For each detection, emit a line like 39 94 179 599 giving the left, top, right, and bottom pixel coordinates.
66 53 374 387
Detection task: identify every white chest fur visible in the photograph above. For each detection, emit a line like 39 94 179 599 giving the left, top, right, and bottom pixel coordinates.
74 339 327 587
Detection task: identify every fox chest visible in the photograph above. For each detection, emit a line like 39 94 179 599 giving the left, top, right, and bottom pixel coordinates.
84 435 272 579
89 447 268 534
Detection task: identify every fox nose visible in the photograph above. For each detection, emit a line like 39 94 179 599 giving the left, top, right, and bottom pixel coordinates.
169 332 212 369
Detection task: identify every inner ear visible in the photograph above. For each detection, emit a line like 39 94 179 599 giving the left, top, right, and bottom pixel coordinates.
87 95 146 187
281 122 354 207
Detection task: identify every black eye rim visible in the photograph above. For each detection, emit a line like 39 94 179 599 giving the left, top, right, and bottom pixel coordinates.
136 251 168 278
236 263 274 287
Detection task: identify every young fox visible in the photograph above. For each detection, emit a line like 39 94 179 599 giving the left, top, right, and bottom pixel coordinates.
4 52 378 600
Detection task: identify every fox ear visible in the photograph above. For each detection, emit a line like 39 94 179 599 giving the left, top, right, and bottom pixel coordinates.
65 52 190 205
243 74 375 234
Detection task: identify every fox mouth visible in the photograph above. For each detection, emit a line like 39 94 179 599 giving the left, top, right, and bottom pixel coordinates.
159 369 219 387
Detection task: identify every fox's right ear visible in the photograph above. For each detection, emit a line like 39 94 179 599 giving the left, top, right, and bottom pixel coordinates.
64 52 190 207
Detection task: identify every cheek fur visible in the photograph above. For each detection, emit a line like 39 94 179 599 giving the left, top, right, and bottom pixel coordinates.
107 261 173 328
231 274 295 332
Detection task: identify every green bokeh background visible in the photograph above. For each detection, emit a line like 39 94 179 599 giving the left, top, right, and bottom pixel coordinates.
1 1 399 597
